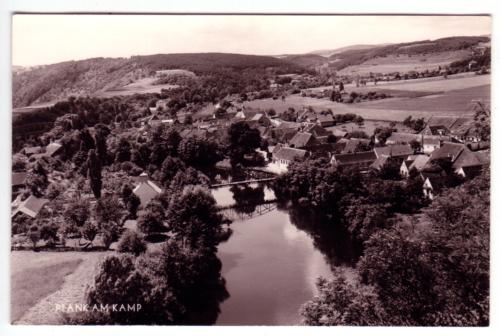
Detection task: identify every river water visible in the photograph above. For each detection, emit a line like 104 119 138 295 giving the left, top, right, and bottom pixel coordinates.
212 184 335 325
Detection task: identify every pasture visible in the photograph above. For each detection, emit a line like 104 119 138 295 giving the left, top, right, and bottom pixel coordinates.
11 251 107 324
243 74 490 122
96 76 178 98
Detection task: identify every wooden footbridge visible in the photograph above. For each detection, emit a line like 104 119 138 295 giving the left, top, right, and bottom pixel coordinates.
210 177 276 189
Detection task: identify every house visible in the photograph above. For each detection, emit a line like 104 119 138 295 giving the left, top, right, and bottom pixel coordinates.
288 132 319 149
374 144 413 159
370 155 390 171
12 172 28 190
133 173 162 207
330 151 377 170
455 165 484 179
331 129 348 138
11 195 49 219
22 146 42 157
272 146 308 172
400 154 430 177
45 142 63 157
422 116 477 143
317 114 335 127
385 132 446 154
422 175 447 200
248 113 272 127
302 123 331 142
427 142 487 175
341 138 371 154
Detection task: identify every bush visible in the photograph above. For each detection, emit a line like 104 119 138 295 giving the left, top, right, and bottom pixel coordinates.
117 230 147 256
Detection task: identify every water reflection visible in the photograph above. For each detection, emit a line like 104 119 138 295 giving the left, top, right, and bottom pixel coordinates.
286 206 359 267
230 184 265 214
211 184 358 325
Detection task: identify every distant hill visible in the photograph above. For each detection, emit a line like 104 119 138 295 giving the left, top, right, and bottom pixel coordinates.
281 54 329 68
12 53 307 108
308 44 384 57
282 36 490 75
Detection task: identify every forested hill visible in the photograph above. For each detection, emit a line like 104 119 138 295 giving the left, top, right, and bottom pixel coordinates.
12 53 309 108
284 36 490 71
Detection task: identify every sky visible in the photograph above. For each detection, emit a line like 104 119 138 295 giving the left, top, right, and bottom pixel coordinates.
12 14 491 66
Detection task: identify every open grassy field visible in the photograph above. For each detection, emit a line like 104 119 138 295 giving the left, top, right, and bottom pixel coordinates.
11 251 108 324
96 77 178 98
354 84 490 114
243 74 489 122
337 50 470 76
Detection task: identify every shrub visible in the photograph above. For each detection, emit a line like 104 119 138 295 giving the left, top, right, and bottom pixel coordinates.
117 230 147 256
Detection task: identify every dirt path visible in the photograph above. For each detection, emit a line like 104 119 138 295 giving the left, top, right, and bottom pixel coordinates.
14 252 108 325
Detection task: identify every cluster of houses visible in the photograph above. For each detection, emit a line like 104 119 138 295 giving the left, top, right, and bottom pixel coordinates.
12 96 490 224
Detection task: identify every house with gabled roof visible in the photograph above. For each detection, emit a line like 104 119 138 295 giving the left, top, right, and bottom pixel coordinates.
289 132 319 149
133 173 162 207
330 151 377 170
317 113 335 127
425 142 488 179
303 123 331 142
271 146 308 172
400 154 430 177
11 195 49 219
374 144 413 159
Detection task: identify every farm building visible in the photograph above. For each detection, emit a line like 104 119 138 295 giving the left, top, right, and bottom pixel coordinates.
288 132 319 150
427 142 488 175
374 144 414 159
272 146 308 172
330 151 377 170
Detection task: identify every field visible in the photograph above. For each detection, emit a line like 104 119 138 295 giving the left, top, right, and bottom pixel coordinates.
11 251 108 324
243 74 490 122
337 50 470 76
96 77 179 98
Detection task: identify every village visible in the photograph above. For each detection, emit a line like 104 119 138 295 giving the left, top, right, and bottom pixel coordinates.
7 13 492 327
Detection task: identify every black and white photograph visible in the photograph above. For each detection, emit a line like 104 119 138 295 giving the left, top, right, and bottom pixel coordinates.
1 4 495 332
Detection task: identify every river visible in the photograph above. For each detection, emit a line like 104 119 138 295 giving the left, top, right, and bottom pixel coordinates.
212 183 338 325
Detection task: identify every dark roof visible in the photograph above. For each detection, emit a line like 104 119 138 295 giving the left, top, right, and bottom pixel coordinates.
303 124 331 137
429 142 466 162
450 117 475 136
273 147 308 162
374 144 413 158
460 165 483 178
427 116 457 129
370 156 389 171
12 172 28 186
289 132 317 148
342 139 370 154
332 151 377 165
452 148 482 169
387 132 448 144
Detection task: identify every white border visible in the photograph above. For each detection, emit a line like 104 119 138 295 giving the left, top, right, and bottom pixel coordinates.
0 1 498 336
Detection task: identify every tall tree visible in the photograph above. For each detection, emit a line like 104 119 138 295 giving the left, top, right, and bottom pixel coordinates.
87 149 102 198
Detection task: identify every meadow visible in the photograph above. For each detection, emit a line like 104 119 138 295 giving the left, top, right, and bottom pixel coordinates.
243 74 490 122
11 251 107 324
